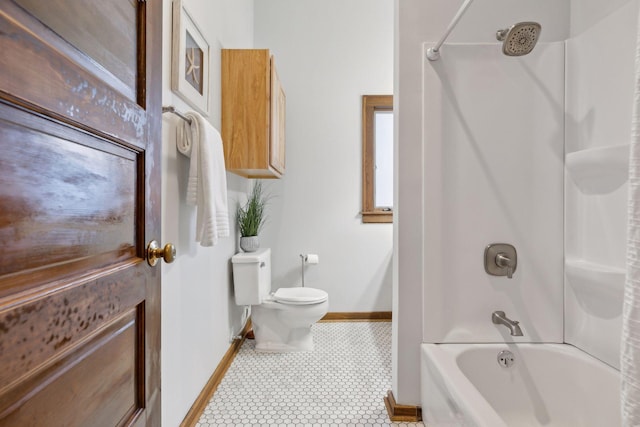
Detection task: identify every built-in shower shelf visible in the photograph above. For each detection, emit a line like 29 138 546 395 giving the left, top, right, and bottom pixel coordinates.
565 258 625 298
565 144 629 194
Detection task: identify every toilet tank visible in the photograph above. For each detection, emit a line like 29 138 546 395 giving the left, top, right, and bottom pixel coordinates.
231 248 272 305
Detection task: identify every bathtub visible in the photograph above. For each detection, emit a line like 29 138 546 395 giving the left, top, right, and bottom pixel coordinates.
421 343 620 426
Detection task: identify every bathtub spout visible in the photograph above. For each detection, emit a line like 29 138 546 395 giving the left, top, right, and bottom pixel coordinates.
492 311 523 336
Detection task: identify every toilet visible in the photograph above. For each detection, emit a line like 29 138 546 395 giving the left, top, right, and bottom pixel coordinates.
231 248 329 352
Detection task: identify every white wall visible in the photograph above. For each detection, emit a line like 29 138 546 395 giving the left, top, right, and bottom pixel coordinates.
161 0 395 423
253 0 394 313
565 0 638 368
393 0 426 405
161 1 253 425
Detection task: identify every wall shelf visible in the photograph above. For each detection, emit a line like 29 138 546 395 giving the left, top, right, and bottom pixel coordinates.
565 258 625 299
565 144 629 194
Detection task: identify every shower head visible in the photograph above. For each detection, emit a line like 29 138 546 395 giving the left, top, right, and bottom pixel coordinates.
496 22 541 56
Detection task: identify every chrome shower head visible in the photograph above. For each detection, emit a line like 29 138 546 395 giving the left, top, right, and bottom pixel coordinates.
496 22 541 56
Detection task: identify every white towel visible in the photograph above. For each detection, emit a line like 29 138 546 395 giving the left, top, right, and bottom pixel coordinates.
176 111 230 246
622 8 640 426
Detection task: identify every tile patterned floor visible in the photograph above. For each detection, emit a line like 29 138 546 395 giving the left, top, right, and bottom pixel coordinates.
196 321 424 427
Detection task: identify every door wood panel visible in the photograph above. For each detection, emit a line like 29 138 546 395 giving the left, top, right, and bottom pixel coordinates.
0 0 162 425
14 0 139 99
1 309 143 426
0 105 138 282
0 1 146 146
0 266 145 394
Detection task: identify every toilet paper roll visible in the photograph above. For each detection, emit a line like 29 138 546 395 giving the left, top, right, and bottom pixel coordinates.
305 254 319 264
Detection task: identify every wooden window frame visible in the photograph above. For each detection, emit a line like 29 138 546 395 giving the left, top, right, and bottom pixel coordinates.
362 95 393 223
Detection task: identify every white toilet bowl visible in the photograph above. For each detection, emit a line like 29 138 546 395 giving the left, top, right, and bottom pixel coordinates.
252 289 329 352
231 249 329 352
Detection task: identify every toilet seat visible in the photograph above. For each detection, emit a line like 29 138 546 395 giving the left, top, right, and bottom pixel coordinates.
271 287 328 305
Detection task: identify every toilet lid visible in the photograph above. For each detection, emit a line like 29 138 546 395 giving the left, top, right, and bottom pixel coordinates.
272 287 328 305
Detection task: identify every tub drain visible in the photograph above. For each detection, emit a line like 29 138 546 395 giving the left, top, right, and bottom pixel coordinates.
497 350 515 368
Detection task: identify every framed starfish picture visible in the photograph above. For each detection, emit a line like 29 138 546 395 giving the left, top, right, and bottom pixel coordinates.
171 0 210 116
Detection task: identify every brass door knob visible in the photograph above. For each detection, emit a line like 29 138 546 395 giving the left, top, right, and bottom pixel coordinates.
147 240 176 266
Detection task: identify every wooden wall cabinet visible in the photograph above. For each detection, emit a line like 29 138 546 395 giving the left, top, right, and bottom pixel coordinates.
222 49 286 178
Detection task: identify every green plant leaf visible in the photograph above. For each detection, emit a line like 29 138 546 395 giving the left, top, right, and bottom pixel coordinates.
236 181 269 237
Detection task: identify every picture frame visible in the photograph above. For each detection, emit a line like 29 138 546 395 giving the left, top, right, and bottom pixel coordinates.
171 0 210 116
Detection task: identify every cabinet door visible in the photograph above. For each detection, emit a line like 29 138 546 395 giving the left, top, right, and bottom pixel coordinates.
270 58 286 175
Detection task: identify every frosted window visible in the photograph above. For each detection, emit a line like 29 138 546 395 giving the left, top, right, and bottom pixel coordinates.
374 111 393 209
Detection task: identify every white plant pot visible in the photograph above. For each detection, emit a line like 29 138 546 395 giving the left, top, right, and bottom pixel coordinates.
240 236 260 252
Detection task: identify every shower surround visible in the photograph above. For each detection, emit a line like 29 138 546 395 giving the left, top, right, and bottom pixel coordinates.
416 0 635 367
422 42 565 344
564 0 636 369
404 0 636 423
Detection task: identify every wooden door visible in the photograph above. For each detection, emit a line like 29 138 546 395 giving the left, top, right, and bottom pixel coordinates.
0 0 162 425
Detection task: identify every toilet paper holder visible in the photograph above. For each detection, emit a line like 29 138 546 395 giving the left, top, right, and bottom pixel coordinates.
299 253 319 287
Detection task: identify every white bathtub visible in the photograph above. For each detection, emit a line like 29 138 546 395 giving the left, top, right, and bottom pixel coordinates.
421 343 620 426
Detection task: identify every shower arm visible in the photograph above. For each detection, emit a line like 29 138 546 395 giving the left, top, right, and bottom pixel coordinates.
426 0 475 61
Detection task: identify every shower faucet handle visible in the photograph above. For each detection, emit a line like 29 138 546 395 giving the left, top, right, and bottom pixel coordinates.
484 243 517 279
495 253 514 279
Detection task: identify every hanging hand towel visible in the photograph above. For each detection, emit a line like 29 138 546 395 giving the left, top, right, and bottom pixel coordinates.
622 7 640 427
176 111 230 246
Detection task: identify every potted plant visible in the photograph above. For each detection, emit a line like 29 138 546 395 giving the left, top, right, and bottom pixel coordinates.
237 181 268 252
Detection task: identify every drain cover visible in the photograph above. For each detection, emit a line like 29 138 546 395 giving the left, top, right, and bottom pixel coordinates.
497 350 515 368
